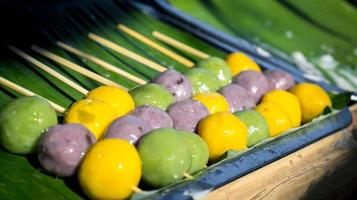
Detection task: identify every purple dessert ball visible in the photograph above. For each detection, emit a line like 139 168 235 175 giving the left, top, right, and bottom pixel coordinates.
37 123 96 177
152 69 193 101
167 99 209 132
264 70 295 90
104 115 153 144
131 105 173 129
232 70 270 103
219 84 256 112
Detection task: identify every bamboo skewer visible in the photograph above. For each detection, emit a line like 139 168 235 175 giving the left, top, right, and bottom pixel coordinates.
0 76 66 113
8 46 89 95
183 172 194 180
31 45 127 90
88 33 167 72
118 24 194 68
131 186 142 193
56 41 147 85
152 31 210 60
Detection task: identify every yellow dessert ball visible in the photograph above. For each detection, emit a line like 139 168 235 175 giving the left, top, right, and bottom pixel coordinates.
86 86 135 117
290 83 332 123
79 139 141 200
255 102 292 137
261 90 301 128
226 52 261 76
65 99 119 139
198 112 248 160
193 92 229 114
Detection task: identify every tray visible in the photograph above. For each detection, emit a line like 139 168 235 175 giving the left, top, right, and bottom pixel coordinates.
127 2 353 199
0 1 353 199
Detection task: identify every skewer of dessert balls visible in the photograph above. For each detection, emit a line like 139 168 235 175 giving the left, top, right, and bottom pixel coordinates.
118 24 195 68
0 76 66 113
0 77 142 198
8 46 89 95
0 26 333 200
56 41 147 85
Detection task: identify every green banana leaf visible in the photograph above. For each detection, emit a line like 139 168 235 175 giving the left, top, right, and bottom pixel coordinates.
0 150 83 200
0 1 225 108
0 1 351 199
167 0 357 91
0 1 225 199
283 0 357 43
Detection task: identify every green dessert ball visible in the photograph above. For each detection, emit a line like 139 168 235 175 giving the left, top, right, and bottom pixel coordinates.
138 128 192 187
129 83 174 110
185 68 220 95
177 131 209 174
0 96 58 154
234 110 269 147
197 57 232 87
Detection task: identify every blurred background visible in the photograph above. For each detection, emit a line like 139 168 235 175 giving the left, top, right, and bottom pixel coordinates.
0 1 356 199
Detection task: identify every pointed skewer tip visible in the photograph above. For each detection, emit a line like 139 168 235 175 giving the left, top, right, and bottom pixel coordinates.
131 186 142 193
183 172 194 180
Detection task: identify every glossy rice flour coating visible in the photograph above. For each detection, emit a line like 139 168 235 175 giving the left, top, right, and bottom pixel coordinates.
265 70 295 90
131 105 173 129
185 68 220 95
37 124 96 177
152 69 193 101
196 57 232 87
129 83 174 110
167 100 210 132
0 96 58 155
232 70 270 103
104 115 153 144
219 84 256 112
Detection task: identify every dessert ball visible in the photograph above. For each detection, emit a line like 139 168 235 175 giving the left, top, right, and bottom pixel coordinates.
104 115 153 144
219 84 256 112
290 82 332 123
78 139 141 200
226 52 261 76
138 128 192 187
129 83 174 110
185 68 220 95
37 123 96 177
86 85 135 117
197 57 232 87
234 110 269 147
232 70 270 103
167 100 209 132
131 105 173 129
152 69 193 101
65 99 119 139
192 92 230 114
265 70 295 90
0 96 57 154
177 131 209 174
255 102 292 137
198 112 248 161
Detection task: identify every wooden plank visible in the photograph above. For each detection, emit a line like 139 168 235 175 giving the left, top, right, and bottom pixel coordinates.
205 105 357 200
